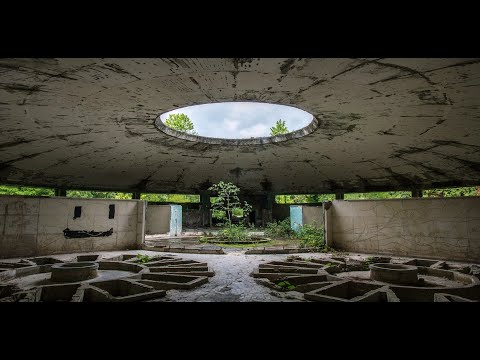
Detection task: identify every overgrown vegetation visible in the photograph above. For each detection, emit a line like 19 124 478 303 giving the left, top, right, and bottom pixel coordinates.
275 194 335 203
296 223 324 250
141 193 200 203
67 190 132 199
265 218 295 238
164 113 197 135
0 185 54 197
218 223 250 242
275 187 480 204
2 184 478 203
135 254 152 263
209 181 252 225
276 280 295 290
207 181 254 243
344 191 411 200
264 219 328 251
423 187 479 197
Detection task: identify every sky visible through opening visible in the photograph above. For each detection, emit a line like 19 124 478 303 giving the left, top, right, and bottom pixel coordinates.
160 102 313 139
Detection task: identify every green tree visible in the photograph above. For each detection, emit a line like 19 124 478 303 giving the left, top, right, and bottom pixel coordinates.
275 194 335 204
208 181 252 224
270 119 289 136
0 185 54 197
67 190 132 199
140 193 200 203
423 186 478 197
344 191 411 200
164 113 197 135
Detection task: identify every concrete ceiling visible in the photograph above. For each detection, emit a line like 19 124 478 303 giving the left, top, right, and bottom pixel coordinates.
0 58 479 195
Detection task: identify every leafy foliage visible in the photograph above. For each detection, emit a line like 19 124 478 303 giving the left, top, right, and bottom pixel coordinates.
67 190 132 199
212 209 227 221
275 194 336 203
265 218 295 238
423 186 478 197
232 208 244 217
164 113 197 135
296 223 324 249
218 223 250 242
275 187 480 204
0 185 54 197
208 181 252 225
270 119 289 136
135 254 152 263
199 236 211 243
141 193 200 203
345 191 411 200
276 280 295 290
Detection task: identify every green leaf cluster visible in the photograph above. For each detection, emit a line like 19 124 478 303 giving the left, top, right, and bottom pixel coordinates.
265 218 295 238
270 119 289 136
164 113 197 135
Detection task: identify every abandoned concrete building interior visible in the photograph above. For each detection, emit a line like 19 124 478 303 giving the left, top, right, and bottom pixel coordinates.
1 58 479 303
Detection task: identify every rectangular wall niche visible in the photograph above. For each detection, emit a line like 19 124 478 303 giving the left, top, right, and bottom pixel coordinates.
73 206 82 219
109 204 115 219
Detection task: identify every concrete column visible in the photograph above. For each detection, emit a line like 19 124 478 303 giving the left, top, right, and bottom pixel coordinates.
323 201 333 248
261 192 274 227
54 189 66 196
132 191 141 200
200 191 211 227
411 189 423 198
335 192 344 200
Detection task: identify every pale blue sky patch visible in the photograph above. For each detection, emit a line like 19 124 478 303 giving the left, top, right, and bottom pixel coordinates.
160 102 313 139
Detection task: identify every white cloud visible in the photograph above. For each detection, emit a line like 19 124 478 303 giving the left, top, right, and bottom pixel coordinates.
223 118 240 131
160 102 312 139
239 124 269 138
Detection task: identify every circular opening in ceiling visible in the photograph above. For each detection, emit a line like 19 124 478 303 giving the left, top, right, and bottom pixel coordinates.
155 102 318 145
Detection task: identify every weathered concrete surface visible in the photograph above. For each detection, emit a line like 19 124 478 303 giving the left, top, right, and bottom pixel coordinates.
183 208 202 227
0 196 144 258
369 263 418 285
3 249 479 302
145 205 170 234
1 58 479 194
330 197 480 262
50 261 99 282
302 205 324 227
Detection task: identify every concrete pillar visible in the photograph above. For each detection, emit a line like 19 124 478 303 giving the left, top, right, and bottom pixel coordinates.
335 192 344 200
411 189 423 198
54 189 66 196
240 194 270 227
132 192 141 200
323 201 333 248
200 191 211 227
261 192 274 227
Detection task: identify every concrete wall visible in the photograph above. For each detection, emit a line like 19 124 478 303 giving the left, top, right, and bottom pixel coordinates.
145 205 171 235
0 196 145 259
302 206 324 227
289 205 324 231
329 197 480 263
183 208 202 227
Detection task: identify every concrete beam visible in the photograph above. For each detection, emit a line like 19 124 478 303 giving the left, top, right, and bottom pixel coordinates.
411 189 423 198
54 189 66 197
199 191 211 227
132 192 141 200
